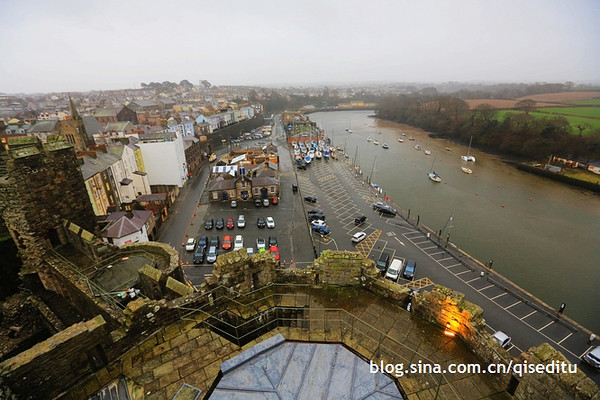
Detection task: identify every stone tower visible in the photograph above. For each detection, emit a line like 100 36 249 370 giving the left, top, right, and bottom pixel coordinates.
0 135 98 269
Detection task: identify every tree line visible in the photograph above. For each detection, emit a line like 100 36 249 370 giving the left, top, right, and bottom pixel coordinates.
376 94 600 161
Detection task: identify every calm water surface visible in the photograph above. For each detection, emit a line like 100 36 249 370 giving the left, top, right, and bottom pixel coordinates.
311 110 600 333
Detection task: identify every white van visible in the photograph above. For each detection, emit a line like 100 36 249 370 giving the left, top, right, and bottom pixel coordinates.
385 258 404 282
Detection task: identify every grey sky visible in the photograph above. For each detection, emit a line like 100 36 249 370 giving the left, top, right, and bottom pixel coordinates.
2 0 599 94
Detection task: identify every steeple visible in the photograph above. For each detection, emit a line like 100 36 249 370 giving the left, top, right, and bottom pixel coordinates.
68 94 90 148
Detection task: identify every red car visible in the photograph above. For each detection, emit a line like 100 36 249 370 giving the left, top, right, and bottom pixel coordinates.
272 197 279 205
269 245 280 261
222 235 232 250
226 217 235 229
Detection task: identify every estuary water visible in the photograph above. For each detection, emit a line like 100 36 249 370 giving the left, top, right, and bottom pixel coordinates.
310 110 600 333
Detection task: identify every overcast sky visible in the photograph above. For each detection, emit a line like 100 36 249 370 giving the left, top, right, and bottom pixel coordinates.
2 0 599 94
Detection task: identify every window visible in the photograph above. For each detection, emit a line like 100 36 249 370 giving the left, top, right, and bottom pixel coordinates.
254 188 259 195
270 187 275 193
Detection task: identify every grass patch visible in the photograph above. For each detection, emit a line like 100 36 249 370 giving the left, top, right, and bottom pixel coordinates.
496 110 600 135
537 107 600 118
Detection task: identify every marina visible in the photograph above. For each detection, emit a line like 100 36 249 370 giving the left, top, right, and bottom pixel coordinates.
309 110 600 333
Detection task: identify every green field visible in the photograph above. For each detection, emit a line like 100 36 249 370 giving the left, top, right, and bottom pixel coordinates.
495 110 600 135
537 107 600 118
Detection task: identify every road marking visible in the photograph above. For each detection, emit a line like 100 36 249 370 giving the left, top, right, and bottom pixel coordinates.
394 237 405 246
520 310 536 320
478 284 494 291
465 277 481 284
557 333 572 345
505 301 520 310
491 292 507 300
428 251 445 256
438 257 454 262
455 270 471 276
386 231 396 236
420 245 437 250
445 263 462 269
412 240 428 245
538 321 554 332
580 346 594 358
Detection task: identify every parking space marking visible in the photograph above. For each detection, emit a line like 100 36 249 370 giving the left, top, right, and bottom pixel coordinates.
465 277 481 284
491 292 507 300
557 333 573 345
445 263 462 269
538 321 554 332
428 251 445 256
420 245 438 251
478 284 495 291
505 300 521 310
412 240 429 245
394 237 405 246
455 270 471 276
438 257 454 262
520 310 537 320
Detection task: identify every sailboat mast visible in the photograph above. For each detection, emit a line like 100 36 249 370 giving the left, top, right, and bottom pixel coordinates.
369 155 377 184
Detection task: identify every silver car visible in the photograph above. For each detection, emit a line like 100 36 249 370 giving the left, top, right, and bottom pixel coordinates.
582 346 600 369
206 246 218 263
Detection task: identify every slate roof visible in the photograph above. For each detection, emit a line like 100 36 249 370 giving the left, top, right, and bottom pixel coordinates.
80 151 121 180
82 116 102 136
28 120 58 133
102 210 152 239
136 193 166 202
94 108 117 117
208 177 236 191
104 121 133 132
251 176 279 187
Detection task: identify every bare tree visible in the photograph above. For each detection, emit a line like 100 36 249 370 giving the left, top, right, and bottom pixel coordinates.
515 99 537 114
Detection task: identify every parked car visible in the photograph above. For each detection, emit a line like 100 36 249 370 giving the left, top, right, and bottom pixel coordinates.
492 331 512 349
256 237 266 250
311 219 326 227
222 235 232 250
246 247 255 256
206 246 218 263
254 198 262 207
230 200 237 208
308 213 326 222
307 209 324 215
262 198 270 207
352 232 367 243
355 215 367 225
193 236 208 264
226 217 235 229
266 216 275 229
204 218 214 230
257 217 266 228
304 195 317 203
375 252 390 273
185 237 196 252
237 215 246 228
403 259 416 280
372 202 386 211
312 225 330 235
233 235 244 251
215 218 225 230
210 235 220 248
379 205 397 217
385 258 404 282
582 346 600 369
292 183 298 193
269 246 280 261
271 197 279 205
268 235 278 247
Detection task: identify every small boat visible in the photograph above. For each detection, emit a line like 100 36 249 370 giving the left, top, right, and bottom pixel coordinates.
461 136 476 162
208 153 217 162
461 166 473 174
377 131 382 134
402 133 406 136
367 137 372 142
315 150 322 159
409 137 415 141
323 149 330 159
374 140 379 145
398 138 404 143
445 147 452 151
428 172 442 182
424 150 431 155
304 155 312 164
382 143 389 149
414 144 421 150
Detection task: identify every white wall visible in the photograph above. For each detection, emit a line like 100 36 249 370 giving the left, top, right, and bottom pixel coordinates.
136 136 188 187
